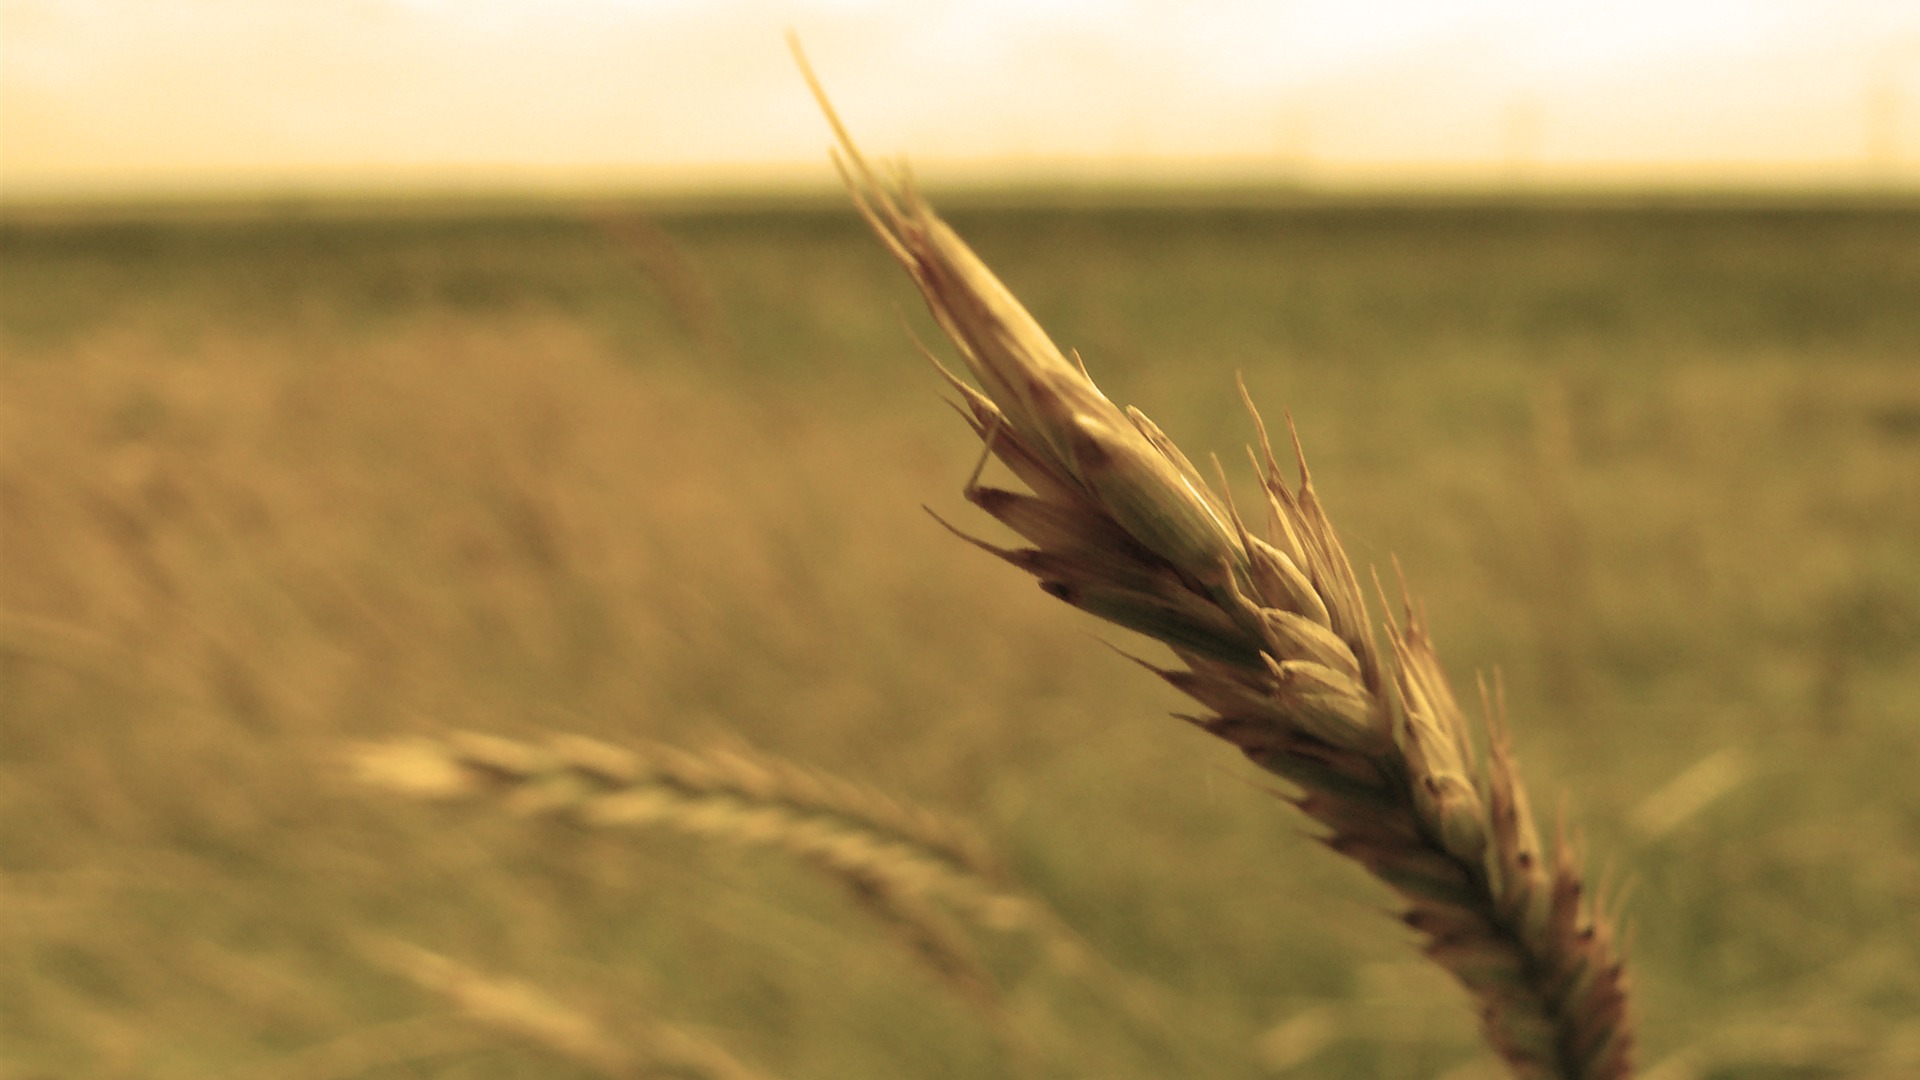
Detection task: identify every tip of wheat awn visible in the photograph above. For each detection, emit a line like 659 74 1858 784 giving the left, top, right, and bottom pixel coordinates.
793 39 1636 1080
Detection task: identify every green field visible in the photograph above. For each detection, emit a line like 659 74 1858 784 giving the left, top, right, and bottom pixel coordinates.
3 195 1918 1079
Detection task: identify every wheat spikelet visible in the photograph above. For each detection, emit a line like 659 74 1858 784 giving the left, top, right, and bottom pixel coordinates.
795 40 1634 1080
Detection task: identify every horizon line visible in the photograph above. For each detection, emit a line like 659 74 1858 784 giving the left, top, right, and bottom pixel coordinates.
6 157 1919 213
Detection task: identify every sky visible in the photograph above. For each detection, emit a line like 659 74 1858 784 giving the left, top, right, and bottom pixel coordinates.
3 0 1919 198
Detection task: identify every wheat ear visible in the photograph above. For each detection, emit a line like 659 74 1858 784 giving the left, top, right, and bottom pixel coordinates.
356 731 1191 1068
794 41 1633 1080
353 732 1034 933
352 733 1140 1068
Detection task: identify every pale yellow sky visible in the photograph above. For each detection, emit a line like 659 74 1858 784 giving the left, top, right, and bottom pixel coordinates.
3 0 1919 198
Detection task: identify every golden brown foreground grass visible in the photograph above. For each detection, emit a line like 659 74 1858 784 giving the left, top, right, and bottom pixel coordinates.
0 316 1217 1078
4 192 1919 1077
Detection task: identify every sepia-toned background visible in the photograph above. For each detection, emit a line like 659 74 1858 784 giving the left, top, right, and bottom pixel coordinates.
4 3 1918 1078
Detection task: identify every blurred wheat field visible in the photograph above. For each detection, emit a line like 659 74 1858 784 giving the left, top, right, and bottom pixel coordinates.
3 198 1919 1079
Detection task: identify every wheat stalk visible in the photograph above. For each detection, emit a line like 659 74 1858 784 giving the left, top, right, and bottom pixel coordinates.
795 39 1634 1080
